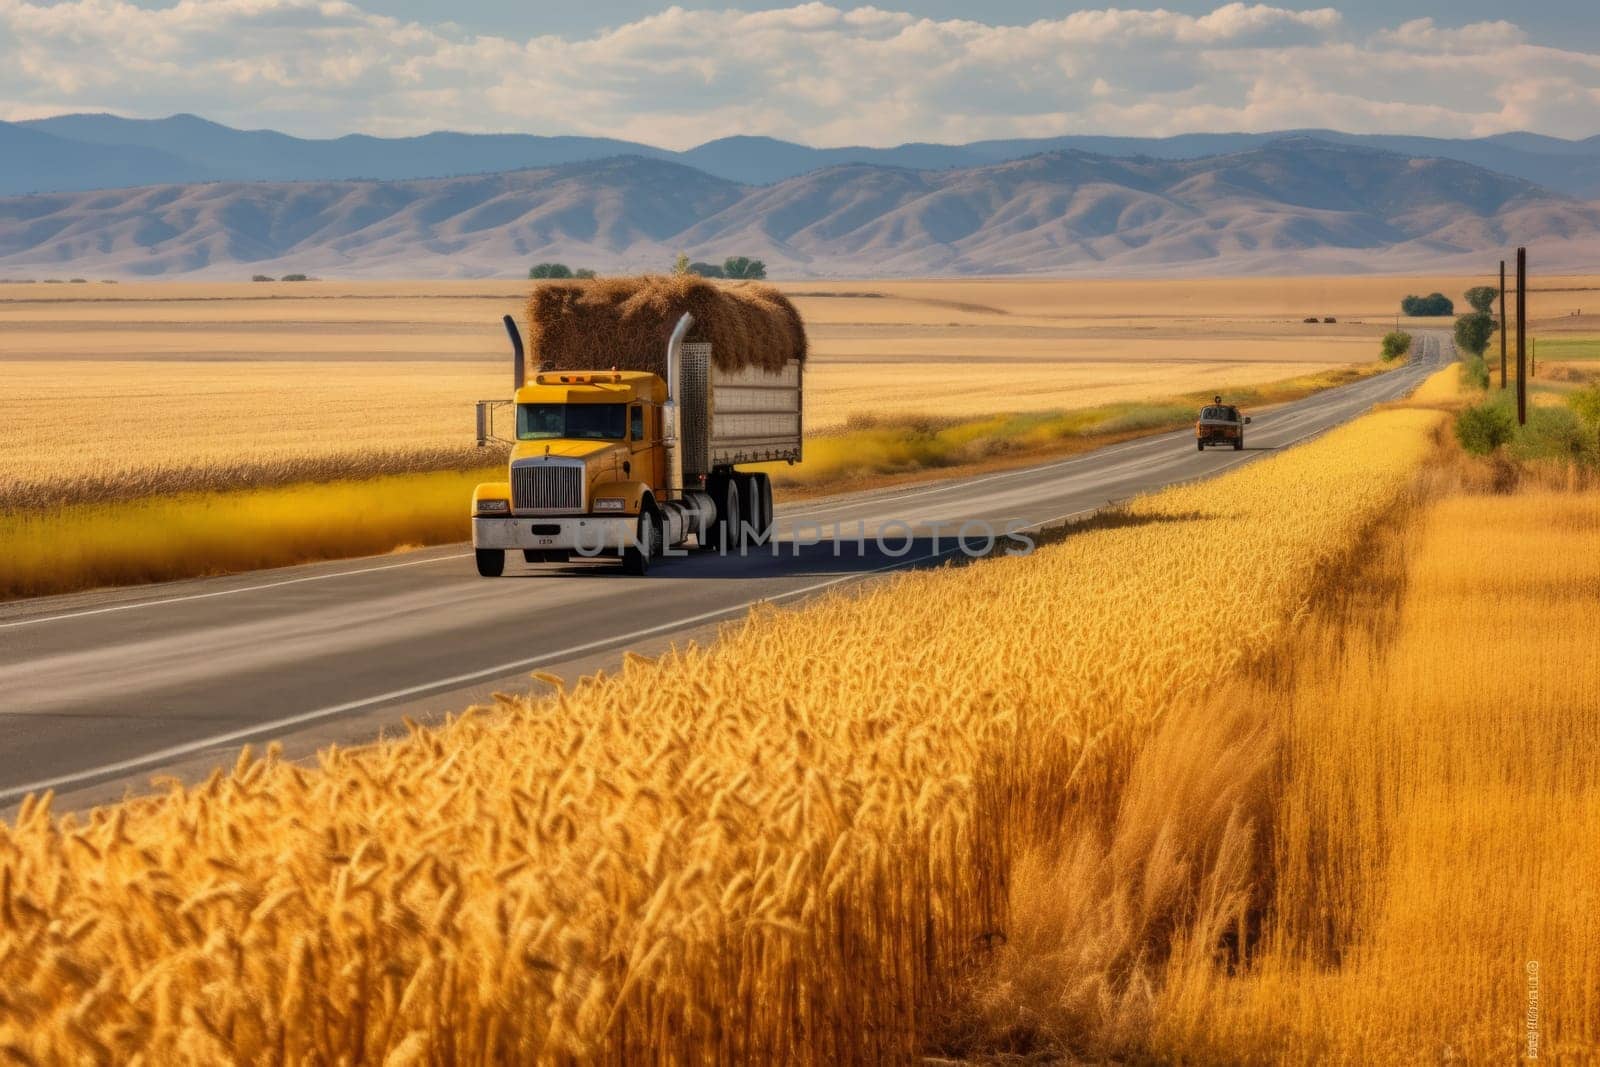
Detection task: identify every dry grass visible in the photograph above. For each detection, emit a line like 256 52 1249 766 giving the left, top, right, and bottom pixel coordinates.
0 400 1440 1062
956 425 1600 1063
0 360 505 512
0 469 495 600
1144 481 1600 1063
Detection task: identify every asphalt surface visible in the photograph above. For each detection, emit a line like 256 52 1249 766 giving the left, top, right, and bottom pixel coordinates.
0 334 1445 811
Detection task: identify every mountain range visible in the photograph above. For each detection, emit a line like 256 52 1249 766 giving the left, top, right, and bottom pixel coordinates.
3 138 1597 278
7 112 1600 199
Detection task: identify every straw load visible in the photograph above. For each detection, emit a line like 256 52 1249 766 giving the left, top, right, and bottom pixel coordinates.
525 275 807 380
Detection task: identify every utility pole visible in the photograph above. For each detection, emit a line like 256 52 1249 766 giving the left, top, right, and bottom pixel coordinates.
1499 259 1508 389
1516 246 1527 426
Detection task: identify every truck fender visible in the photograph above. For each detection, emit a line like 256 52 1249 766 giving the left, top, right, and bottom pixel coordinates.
589 480 655 516
472 481 513 514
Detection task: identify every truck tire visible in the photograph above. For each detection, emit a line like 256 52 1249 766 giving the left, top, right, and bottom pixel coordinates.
475 549 505 577
1234 437 1244 451
1196 440 1204 452
623 512 657 576
733 471 773 543
706 474 741 553
752 472 773 541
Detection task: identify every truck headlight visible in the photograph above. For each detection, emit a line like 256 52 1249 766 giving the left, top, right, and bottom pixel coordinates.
593 498 626 511
477 499 510 515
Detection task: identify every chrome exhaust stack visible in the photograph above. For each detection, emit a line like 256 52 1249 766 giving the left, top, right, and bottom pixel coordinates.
504 314 525 391
664 312 694 493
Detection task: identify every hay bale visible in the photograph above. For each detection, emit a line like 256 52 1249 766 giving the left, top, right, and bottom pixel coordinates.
525 275 807 380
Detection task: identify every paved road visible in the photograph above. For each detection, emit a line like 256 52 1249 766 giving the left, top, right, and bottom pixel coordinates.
0 334 1445 811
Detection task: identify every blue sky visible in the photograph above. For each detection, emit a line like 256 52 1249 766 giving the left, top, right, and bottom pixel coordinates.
3 2 1597 145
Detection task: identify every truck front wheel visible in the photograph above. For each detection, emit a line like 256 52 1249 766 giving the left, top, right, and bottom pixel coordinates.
623 512 657 576
475 549 506 577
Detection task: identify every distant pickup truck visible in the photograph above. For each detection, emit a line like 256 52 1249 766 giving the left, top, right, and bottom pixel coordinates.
1196 400 1251 451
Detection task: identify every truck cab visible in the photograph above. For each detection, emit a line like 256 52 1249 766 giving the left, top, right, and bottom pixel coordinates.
472 370 685 575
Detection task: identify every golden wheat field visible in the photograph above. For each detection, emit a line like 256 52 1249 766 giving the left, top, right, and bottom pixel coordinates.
1 273 1492 505
0 396 1444 1063
1135 485 1600 1063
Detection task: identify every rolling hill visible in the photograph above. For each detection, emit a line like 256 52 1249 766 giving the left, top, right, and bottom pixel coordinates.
11 112 1600 199
1 139 1596 278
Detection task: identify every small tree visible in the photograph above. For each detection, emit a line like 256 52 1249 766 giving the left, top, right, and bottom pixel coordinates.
529 263 573 279
573 268 597 279
723 256 767 280
1464 286 1497 314
1455 398 1516 454
281 273 310 282
1454 311 1496 357
1381 330 1412 361
1401 293 1454 317
672 252 691 276
688 261 725 278
252 274 275 282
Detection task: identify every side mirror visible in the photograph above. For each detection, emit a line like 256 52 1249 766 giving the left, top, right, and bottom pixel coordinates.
1245 416 1253 424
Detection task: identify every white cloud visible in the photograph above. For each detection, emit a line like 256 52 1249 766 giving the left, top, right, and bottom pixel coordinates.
0 1 1596 145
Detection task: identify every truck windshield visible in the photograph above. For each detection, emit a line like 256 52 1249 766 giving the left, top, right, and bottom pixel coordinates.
517 403 627 441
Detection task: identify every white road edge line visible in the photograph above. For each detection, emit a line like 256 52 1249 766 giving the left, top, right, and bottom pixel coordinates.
0 544 963 804
0 551 475 631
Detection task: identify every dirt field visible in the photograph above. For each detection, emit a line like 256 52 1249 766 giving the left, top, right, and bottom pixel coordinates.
5 275 1593 491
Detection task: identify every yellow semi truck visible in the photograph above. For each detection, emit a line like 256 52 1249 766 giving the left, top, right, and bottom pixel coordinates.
471 310 802 576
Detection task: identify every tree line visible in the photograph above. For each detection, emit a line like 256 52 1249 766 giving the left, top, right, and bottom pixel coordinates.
528 256 768 281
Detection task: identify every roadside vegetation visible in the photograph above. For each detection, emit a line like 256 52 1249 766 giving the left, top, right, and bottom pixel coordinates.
1125 464 1600 1062
0 397 1444 1062
1380 329 1411 361
1450 330 1600 465
0 468 494 600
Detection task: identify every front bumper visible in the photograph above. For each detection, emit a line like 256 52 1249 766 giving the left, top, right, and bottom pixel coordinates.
473 515 635 554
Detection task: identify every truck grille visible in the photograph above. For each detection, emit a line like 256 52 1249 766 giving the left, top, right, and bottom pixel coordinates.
512 464 583 511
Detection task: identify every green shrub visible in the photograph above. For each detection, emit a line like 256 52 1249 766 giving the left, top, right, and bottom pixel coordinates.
573 268 597 279
1459 353 1490 391
281 273 310 282
252 274 275 282
1402 293 1454 316
1381 330 1412 361
529 263 573 279
1454 312 1496 357
688 261 725 278
1455 397 1515 453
